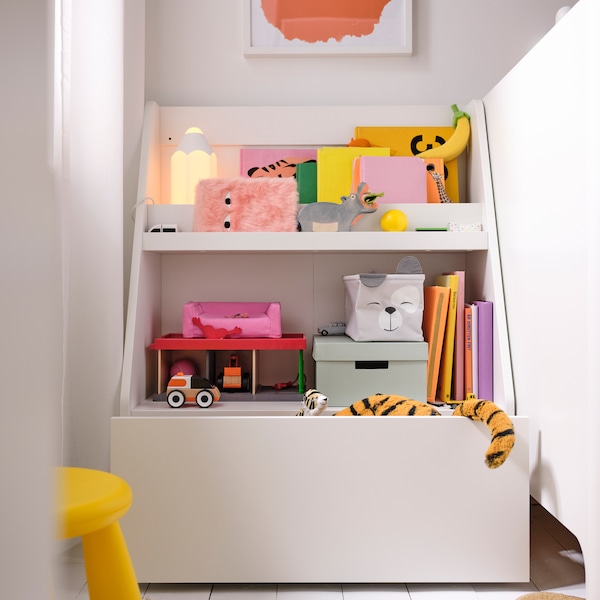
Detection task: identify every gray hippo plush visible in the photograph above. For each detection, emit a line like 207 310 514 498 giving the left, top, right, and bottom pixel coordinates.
298 182 382 232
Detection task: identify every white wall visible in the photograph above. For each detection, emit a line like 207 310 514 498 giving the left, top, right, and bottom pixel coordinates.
0 0 61 597
60 0 126 472
144 0 574 107
483 0 598 593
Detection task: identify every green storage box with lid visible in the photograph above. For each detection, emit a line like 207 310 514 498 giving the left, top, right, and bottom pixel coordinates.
312 335 428 407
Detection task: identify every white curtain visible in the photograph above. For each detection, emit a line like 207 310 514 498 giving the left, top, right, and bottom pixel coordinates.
56 0 124 469
1 0 62 596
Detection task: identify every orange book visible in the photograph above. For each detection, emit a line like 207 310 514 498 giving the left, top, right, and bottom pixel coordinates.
423 286 450 405
464 304 474 396
422 158 446 203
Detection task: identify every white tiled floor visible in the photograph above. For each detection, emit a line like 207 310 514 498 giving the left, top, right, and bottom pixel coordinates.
54 500 586 600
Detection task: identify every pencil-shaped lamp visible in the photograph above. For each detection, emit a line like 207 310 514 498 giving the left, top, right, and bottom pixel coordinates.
170 127 217 204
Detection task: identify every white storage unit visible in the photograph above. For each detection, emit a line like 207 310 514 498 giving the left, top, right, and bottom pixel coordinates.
112 101 529 583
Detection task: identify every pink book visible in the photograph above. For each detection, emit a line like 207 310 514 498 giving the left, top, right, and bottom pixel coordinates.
474 300 493 401
240 148 317 178
353 156 427 203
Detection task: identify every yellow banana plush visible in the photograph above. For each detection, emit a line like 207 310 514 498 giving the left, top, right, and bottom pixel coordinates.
418 104 471 162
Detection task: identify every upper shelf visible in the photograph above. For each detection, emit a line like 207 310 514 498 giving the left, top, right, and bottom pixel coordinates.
133 100 494 255
143 230 487 253
141 202 488 253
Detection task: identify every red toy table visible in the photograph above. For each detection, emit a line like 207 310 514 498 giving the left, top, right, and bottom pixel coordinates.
149 333 306 395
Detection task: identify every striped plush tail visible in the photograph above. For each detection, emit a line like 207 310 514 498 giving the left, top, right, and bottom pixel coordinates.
335 394 441 416
453 399 515 469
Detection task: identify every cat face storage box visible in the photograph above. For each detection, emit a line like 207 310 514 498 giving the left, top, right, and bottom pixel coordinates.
343 257 425 342
312 336 427 406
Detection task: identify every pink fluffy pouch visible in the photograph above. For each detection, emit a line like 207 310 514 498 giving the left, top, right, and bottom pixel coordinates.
193 177 299 232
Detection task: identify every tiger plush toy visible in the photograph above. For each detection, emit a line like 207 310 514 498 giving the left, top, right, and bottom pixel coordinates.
296 390 515 469
295 389 329 416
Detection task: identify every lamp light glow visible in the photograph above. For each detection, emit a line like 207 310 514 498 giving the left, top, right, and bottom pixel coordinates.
170 127 217 204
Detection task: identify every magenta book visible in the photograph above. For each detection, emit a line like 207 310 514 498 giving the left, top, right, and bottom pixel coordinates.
474 300 493 401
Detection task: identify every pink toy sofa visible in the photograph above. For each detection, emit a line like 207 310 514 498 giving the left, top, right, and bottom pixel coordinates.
182 301 282 339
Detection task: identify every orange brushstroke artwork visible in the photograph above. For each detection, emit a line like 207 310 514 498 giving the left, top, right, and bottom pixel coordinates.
260 0 392 44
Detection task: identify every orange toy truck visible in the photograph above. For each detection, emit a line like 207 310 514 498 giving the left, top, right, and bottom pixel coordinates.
166 372 221 408
218 353 250 392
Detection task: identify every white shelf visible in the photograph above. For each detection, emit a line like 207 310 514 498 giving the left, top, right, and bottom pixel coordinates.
143 202 487 253
132 398 302 417
143 230 487 253
123 100 514 417
132 397 457 417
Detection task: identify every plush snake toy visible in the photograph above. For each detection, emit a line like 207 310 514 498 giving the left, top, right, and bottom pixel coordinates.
296 390 515 469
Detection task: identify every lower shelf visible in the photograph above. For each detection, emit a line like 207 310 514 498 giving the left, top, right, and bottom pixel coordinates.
143 386 305 416
151 333 307 396
111 415 530 583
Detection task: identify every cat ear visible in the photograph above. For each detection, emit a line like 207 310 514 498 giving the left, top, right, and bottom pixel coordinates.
396 256 423 274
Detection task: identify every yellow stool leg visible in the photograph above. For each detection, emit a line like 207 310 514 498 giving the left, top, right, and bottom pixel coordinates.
81 521 141 600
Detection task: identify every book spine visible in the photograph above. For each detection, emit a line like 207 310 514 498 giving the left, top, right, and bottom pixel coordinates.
448 271 465 401
424 287 449 405
436 275 458 403
470 303 479 397
464 305 473 396
474 301 493 401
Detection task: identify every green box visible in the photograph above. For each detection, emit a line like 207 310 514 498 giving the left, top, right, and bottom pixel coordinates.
312 335 427 407
296 161 317 204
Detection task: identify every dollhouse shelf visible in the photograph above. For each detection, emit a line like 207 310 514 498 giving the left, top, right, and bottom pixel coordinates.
150 332 305 351
150 333 306 396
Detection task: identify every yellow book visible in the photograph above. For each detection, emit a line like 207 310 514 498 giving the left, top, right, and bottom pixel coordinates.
354 126 460 202
317 147 389 203
435 274 459 403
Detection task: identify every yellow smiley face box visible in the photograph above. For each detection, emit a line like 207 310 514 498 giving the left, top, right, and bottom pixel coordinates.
354 126 459 202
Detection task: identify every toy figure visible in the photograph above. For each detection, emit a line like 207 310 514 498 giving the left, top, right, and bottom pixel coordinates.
295 390 515 469
297 182 383 232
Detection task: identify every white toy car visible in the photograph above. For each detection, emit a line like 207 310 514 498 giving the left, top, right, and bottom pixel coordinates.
317 322 346 336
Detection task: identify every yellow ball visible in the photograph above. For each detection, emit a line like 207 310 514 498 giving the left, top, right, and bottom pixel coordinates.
380 209 408 232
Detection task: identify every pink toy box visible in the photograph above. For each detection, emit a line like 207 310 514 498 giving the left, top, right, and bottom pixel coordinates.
193 178 298 232
182 301 282 339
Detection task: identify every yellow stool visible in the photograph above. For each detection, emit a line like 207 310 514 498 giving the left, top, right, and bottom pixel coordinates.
56 467 141 600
